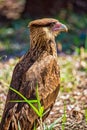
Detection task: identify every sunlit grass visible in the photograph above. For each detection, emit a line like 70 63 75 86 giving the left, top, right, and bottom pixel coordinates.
9 84 63 130
61 102 67 130
85 109 87 124
0 53 87 129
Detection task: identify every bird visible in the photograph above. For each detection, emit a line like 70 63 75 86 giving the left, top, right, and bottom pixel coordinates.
0 18 67 130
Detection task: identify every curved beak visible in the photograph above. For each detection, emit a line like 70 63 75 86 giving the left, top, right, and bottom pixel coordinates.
52 22 68 32
59 23 68 32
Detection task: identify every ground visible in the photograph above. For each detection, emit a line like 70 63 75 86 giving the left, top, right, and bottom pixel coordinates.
0 12 87 129
0 54 87 130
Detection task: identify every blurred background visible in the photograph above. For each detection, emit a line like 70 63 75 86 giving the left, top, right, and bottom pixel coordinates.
0 0 87 58
0 1 87 128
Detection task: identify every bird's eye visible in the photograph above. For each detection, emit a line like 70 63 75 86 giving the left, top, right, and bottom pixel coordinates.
50 22 56 27
46 22 56 27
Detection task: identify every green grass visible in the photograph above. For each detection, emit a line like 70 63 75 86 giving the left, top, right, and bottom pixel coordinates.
0 53 87 129
43 117 63 130
9 82 70 130
9 85 44 118
9 84 62 130
9 84 44 129
62 103 67 130
85 109 87 124
0 11 87 129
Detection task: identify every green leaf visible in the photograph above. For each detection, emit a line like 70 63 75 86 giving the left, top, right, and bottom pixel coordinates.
9 100 38 103
9 87 40 117
39 106 44 116
62 102 67 130
85 34 87 50
36 83 41 110
85 109 87 124
48 117 62 130
18 121 21 130
36 83 44 117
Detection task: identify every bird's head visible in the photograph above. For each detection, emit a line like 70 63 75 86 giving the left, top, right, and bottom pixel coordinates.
29 18 68 37
28 18 68 46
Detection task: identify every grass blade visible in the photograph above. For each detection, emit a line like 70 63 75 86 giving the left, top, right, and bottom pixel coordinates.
9 100 38 103
9 87 40 117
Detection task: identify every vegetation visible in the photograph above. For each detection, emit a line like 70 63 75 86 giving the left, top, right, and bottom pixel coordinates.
0 11 87 129
0 53 87 129
9 85 65 130
0 12 87 57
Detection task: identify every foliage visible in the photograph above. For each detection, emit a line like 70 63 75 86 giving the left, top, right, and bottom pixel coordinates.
62 102 67 130
0 11 87 57
43 117 62 130
0 11 87 129
9 84 61 130
0 54 87 129
85 109 87 124
9 85 44 118
56 12 87 53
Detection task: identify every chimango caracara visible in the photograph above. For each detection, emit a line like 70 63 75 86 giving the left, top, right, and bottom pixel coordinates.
0 18 67 130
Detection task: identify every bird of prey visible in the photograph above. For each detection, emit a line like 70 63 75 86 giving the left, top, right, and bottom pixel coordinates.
0 18 67 130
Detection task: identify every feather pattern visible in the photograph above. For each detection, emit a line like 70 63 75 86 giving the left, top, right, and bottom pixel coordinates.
0 18 67 130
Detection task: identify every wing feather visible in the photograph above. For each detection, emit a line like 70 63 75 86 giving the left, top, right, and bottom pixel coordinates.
0 54 60 130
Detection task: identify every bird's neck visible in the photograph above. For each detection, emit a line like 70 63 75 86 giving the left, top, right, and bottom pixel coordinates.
30 37 57 58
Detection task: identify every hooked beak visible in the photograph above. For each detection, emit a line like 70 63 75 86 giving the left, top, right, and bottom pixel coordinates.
52 22 68 32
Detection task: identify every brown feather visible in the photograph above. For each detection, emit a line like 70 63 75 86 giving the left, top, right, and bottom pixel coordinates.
0 18 67 130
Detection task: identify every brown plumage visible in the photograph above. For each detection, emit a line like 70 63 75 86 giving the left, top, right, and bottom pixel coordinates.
0 18 67 130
